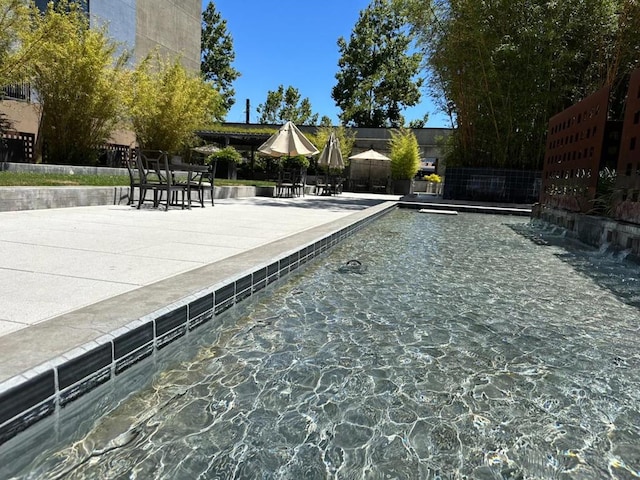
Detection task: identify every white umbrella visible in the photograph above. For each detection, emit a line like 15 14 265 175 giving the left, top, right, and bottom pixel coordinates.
348 149 392 188
317 132 345 170
258 121 319 157
192 144 221 155
348 148 391 161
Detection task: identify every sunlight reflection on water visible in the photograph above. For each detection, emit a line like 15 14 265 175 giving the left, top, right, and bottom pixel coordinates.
10 210 640 479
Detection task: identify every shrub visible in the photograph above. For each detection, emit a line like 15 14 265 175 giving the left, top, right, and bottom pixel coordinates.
207 146 242 164
389 128 421 180
424 173 442 183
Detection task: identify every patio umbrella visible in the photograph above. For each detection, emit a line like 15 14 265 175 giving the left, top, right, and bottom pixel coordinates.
258 121 319 157
348 149 392 188
317 132 345 170
348 148 391 162
192 144 221 155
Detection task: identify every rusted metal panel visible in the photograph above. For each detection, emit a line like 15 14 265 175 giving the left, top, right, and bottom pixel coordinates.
615 68 640 224
541 86 611 212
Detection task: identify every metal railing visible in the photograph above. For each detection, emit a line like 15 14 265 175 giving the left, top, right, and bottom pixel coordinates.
1 82 32 102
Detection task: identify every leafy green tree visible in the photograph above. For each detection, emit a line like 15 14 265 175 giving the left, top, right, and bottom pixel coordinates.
389 127 420 180
332 0 423 128
26 0 127 165
201 1 240 113
126 55 224 153
0 0 31 87
257 85 319 125
401 0 640 169
408 113 429 128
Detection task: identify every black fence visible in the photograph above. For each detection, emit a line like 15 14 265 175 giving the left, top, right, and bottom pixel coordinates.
443 167 541 204
2 83 32 102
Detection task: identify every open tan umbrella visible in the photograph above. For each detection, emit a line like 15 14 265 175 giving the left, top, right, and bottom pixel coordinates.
317 132 345 170
348 149 391 188
258 121 319 157
348 148 391 162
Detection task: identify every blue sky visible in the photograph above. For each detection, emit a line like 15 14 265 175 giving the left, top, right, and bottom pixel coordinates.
204 0 450 128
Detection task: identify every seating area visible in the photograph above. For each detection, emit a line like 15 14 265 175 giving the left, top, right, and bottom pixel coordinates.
276 167 306 198
314 175 344 196
126 150 214 210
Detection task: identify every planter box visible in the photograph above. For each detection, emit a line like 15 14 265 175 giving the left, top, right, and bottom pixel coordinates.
392 179 413 195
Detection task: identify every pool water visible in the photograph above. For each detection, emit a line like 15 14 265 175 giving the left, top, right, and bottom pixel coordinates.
8 210 640 479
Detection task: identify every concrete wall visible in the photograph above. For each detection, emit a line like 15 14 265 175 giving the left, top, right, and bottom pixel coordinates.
0 100 39 136
135 0 201 72
90 0 137 57
538 206 640 260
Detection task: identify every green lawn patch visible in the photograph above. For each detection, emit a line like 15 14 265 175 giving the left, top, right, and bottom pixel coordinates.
0 172 275 188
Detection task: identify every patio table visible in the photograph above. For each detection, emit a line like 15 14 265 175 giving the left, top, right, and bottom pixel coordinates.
169 160 217 207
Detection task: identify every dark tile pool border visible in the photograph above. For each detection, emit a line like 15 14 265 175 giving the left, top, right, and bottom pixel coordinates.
0 203 395 446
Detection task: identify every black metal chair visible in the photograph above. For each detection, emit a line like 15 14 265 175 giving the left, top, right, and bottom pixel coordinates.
137 150 188 210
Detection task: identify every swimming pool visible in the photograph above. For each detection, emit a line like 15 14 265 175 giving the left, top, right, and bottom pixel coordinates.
5 209 640 479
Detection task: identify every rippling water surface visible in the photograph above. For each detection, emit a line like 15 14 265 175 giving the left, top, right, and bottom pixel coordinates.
10 210 640 479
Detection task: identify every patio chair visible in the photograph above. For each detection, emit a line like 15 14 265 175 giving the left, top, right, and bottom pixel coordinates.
276 169 295 197
169 157 212 208
125 154 141 206
137 150 188 210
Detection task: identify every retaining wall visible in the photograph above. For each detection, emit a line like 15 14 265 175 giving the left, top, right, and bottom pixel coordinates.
538 206 640 260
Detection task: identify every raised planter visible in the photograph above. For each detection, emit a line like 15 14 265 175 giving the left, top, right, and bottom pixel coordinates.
392 179 414 195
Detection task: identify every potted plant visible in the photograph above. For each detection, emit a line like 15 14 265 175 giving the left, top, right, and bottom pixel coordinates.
424 173 442 194
207 146 242 179
389 128 421 195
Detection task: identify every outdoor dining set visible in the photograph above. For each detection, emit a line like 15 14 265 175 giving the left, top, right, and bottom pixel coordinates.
125 121 380 208
126 149 217 210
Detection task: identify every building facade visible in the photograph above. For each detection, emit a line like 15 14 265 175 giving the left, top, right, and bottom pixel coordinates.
1 0 201 162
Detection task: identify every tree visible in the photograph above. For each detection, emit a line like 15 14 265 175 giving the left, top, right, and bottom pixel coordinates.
402 0 640 169
126 55 224 153
332 0 424 128
389 127 420 180
0 0 31 87
257 85 319 125
201 1 240 113
26 0 128 165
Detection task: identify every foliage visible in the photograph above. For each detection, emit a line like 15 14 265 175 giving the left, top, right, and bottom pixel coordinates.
125 54 224 153
332 0 423 127
207 146 242 164
424 173 442 183
389 127 421 179
402 0 640 170
408 114 429 128
257 85 319 125
0 0 31 87
309 125 356 163
201 2 240 113
281 155 310 169
24 1 128 165
203 125 278 135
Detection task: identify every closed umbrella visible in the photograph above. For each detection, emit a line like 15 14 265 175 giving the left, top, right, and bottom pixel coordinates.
317 132 345 170
258 121 319 157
